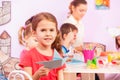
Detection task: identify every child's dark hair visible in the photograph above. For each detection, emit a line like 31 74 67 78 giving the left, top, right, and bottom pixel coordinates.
60 23 78 40
31 12 63 54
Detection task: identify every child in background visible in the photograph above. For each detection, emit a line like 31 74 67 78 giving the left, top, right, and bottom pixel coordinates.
60 23 83 62
60 23 83 80
105 27 120 80
18 16 38 60
60 23 78 53
19 12 65 80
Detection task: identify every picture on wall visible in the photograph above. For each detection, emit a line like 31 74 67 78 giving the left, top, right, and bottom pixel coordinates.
95 0 110 10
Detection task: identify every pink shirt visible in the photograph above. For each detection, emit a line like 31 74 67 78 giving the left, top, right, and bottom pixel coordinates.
19 48 65 80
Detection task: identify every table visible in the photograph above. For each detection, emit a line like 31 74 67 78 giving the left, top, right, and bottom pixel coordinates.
63 62 120 80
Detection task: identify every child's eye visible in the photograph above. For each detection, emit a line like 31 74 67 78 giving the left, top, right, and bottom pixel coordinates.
41 29 46 32
50 29 54 32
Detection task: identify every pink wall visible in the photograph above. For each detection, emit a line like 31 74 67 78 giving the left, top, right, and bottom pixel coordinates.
83 0 120 51
0 0 120 57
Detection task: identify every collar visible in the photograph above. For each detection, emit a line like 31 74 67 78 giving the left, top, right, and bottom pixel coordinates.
62 46 70 53
69 15 82 25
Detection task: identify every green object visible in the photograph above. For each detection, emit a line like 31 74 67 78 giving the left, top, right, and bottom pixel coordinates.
87 57 97 66
92 57 97 65
87 60 92 66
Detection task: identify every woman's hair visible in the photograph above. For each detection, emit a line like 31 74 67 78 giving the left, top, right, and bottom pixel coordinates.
60 23 78 40
69 0 87 14
18 25 33 45
31 12 63 54
115 36 120 50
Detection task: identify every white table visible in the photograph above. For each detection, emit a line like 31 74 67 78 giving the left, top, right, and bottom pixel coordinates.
63 63 120 80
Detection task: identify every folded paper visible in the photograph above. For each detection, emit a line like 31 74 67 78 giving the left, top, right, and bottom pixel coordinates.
36 59 62 69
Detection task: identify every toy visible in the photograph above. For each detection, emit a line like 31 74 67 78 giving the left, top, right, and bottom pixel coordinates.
87 57 97 69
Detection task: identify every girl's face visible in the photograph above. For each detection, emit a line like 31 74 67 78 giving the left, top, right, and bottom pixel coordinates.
72 4 87 21
117 36 120 45
35 20 57 47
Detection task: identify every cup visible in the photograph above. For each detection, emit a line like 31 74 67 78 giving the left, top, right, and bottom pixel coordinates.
83 50 94 63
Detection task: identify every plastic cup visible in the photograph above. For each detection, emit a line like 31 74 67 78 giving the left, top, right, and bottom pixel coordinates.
83 50 94 63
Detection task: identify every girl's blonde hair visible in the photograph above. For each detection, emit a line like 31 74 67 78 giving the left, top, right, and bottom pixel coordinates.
18 24 33 46
18 16 34 46
31 12 63 55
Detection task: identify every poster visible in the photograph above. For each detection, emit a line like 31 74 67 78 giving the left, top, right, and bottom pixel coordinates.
95 0 110 10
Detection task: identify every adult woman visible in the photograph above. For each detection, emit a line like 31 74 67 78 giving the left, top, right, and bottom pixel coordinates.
63 0 88 80
64 0 87 52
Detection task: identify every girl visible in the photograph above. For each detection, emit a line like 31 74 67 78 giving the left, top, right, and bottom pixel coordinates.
105 28 120 80
19 12 65 80
18 16 38 60
18 25 37 50
64 0 88 52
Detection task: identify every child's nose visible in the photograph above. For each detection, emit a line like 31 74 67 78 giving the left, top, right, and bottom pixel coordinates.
46 31 51 35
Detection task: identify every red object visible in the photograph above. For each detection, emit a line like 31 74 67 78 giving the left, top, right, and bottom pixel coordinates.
77 73 81 77
100 52 107 56
98 60 103 64
112 61 117 64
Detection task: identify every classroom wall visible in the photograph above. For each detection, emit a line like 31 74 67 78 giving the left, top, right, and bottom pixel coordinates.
0 0 120 58
84 0 120 51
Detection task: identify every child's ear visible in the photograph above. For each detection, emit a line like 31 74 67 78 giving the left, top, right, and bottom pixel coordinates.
32 31 36 35
63 34 67 40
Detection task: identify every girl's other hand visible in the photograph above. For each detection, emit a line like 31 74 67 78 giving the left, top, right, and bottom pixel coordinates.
37 66 50 77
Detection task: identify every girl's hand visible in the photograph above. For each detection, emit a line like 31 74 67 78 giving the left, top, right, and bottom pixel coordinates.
36 66 50 77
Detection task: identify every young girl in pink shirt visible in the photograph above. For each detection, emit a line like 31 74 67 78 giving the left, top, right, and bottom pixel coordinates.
19 12 65 80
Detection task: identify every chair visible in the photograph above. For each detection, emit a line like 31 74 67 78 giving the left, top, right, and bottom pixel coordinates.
8 70 32 80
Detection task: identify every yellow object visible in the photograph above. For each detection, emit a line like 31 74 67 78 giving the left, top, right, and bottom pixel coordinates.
108 54 112 62
88 64 97 69
95 0 103 6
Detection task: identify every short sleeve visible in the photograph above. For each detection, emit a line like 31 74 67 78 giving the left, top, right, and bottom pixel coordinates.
19 51 32 68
